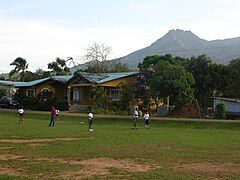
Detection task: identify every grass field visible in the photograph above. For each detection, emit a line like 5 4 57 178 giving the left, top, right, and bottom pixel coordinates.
1 111 240 179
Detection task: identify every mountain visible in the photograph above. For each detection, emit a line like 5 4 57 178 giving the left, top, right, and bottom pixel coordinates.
117 29 240 67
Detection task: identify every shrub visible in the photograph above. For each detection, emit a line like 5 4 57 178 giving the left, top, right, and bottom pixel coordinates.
0 88 7 98
214 103 226 119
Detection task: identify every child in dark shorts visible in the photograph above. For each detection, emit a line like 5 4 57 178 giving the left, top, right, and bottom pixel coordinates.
18 108 24 124
88 110 94 132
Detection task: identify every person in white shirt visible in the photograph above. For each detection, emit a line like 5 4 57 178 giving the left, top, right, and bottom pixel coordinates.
17 108 24 124
56 110 60 122
144 111 150 128
88 110 94 132
132 108 139 130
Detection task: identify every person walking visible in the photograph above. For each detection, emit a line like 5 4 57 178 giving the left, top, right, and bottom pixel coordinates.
132 107 139 130
56 109 60 122
48 106 56 127
18 107 24 124
88 110 94 132
144 111 150 128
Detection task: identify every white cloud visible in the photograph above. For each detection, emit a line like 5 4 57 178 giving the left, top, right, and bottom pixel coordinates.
217 0 240 6
136 5 158 11
0 17 148 73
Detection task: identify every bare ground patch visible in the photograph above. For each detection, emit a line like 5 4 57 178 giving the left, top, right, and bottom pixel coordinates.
0 137 87 144
32 156 154 176
174 163 240 173
0 153 155 178
79 158 152 176
0 154 24 161
0 167 27 177
0 146 15 150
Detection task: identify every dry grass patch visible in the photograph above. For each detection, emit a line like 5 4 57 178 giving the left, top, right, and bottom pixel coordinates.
0 154 24 161
0 137 86 144
0 167 27 177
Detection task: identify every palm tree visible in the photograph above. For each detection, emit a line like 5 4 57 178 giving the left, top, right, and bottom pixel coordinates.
9 57 29 82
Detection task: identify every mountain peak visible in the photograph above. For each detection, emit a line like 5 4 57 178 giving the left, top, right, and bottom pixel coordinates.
150 29 204 48
164 29 200 39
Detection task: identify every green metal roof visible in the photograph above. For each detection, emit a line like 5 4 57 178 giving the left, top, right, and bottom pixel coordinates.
0 80 17 87
75 72 137 84
14 75 73 88
7 72 136 88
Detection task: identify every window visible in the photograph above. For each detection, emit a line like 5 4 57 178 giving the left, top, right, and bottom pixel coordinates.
110 89 119 101
41 88 50 92
26 89 35 97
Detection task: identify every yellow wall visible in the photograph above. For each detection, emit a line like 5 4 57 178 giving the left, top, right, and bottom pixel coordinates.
68 75 136 105
99 75 136 87
18 81 66 99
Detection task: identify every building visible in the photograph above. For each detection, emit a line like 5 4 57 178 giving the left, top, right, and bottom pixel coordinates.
13 72 137 111
213 97 240 117
0 80 18 96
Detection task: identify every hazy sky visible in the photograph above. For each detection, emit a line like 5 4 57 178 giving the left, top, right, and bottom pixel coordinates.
0 0 240 73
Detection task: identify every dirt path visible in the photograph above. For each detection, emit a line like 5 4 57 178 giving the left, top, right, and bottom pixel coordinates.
0 137 88 144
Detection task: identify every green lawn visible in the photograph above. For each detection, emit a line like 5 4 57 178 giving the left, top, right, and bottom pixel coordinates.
0 111 240 179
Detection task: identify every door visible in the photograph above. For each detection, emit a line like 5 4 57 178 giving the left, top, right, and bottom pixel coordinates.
72 88 79 103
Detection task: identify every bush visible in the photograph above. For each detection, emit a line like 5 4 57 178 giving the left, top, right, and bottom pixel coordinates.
0 88 7 98
214 103 226 119
15 95 69 111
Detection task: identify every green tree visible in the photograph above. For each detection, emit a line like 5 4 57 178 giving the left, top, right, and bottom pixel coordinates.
138 54 195 106
214 103 226 119
9 57 29 81
185 54 216 110
24 69 51 82
48 58 70 75
224 59 240 98
85 60 130 73
118 82 135 110
90 86 110 109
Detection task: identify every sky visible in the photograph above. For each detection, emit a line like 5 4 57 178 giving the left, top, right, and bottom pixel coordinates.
0 0 240 73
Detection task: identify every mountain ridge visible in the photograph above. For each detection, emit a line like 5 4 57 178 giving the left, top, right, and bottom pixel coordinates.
117 29 240 67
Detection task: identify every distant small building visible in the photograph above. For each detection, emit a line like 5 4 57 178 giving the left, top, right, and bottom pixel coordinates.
213 97 240 116
0 80 17 96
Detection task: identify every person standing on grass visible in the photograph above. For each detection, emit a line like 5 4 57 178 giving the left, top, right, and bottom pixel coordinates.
18 107 24 124
144 111 150 128
132 107 139 130
56 109 60 122
88 109 94 132
48 106 56 127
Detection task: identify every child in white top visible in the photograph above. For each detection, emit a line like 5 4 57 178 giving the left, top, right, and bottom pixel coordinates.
18 108 24 124
144 111 150 128
88 110 94 132
56 110 60 122
132 108 139 129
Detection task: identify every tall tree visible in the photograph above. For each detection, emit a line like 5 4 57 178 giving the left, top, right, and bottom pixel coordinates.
9 57 29 81
85 42 112 62
48 58 70 75
138 54 195 106
224 59 240 98
185 54 216 110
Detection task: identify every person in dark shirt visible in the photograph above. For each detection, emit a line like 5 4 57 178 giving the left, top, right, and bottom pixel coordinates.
48 106 56 127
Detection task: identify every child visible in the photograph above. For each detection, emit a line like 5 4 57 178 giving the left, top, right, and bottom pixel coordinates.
18 108 24 124
132 108 139 130
56 109 60 122
144 111 150 128
48 106 56 127
88 110 94 132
